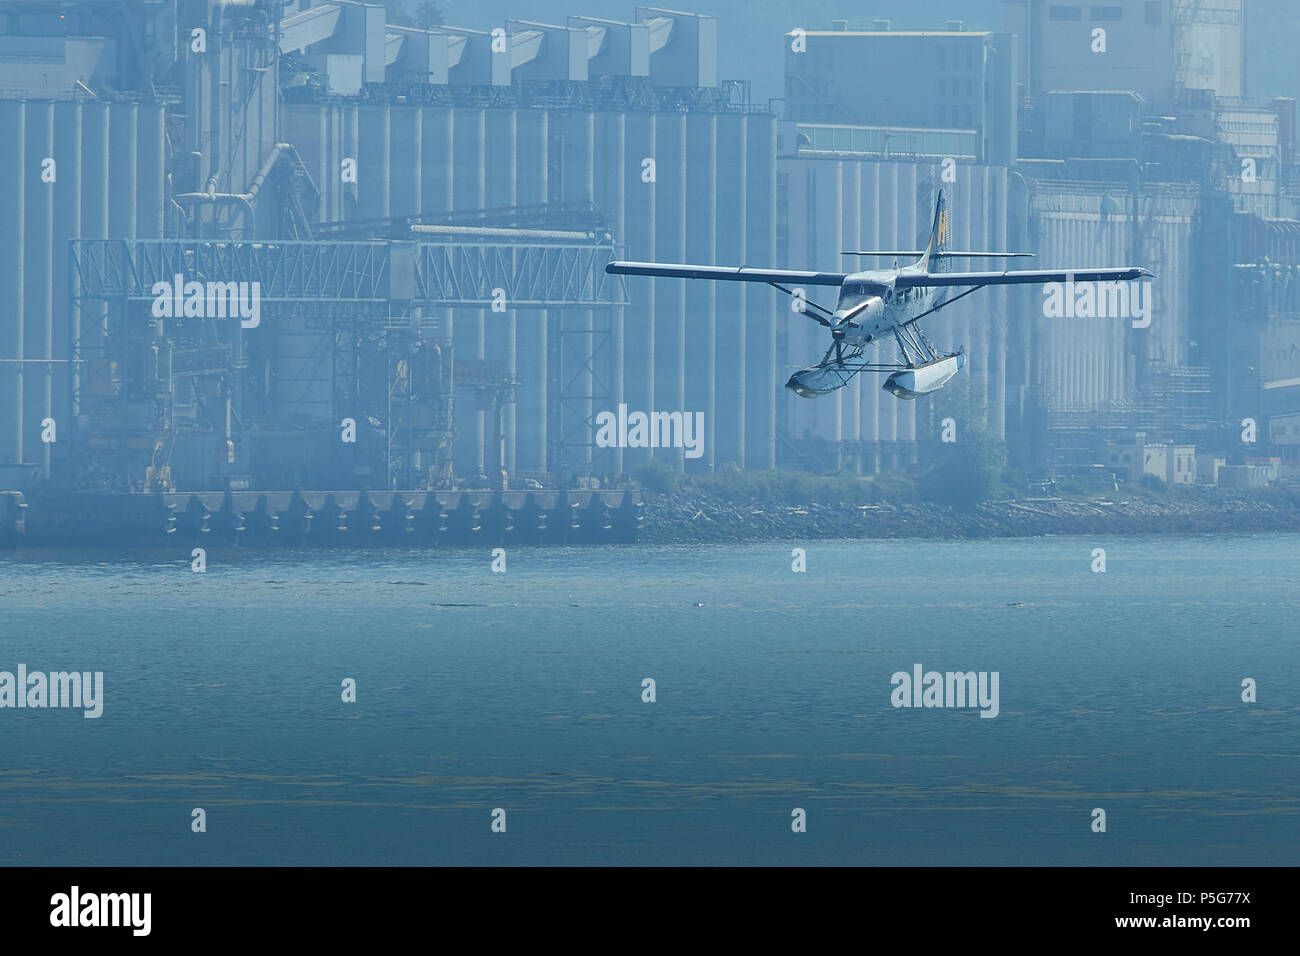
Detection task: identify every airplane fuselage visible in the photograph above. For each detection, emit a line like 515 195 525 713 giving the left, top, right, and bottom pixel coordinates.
832 267 947 348
783 266 959 398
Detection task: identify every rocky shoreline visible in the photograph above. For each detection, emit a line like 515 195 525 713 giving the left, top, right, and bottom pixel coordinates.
639 489 1300 543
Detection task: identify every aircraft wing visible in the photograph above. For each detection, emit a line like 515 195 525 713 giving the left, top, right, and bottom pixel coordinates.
895 267 1153 288
606 261 847 287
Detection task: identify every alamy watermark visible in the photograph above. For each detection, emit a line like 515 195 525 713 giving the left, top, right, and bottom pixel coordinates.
0 665 103 718
594 404 705 459
1043 273 1151 329
890 663 999 718
50 886 150 936
150 274 261 328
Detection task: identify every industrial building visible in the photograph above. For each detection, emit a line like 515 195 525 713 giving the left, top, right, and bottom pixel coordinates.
780 3 1298 480
783 23 1019 166
0 0 780 501
1003 0 1245 114
0 0 1298 518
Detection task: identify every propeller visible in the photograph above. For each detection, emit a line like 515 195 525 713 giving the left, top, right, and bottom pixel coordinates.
768 282 836 327
766 282 866 335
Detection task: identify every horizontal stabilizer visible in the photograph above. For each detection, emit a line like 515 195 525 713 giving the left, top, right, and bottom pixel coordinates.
843 251 1035 258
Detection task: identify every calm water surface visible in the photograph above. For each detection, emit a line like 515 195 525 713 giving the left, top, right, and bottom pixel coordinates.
0 534 1296 865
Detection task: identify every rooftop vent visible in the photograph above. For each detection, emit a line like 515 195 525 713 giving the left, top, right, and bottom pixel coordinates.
872 19 891 31
947 19 965 31
831 19 848 31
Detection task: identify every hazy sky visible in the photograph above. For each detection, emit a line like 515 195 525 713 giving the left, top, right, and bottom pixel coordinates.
421 0 1296 109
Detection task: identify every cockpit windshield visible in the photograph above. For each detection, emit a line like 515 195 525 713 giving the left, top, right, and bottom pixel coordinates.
839 281 889 299
837 282 889 297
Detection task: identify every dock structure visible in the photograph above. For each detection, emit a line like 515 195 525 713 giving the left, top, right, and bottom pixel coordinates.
6 489 643 548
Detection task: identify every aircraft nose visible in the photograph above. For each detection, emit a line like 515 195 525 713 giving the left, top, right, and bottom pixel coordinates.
835 295 884 327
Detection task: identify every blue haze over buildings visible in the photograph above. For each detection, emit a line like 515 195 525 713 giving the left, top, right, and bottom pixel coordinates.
1 0 1298 872
0 0 1295 501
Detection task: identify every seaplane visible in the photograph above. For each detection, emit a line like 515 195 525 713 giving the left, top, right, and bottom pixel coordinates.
606 189 1153 399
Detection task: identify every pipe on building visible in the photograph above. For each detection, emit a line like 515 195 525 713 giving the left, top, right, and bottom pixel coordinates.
176 142 311 238
168 198 189 237
408 224 602 242
203 0 263 196
173 190 257 237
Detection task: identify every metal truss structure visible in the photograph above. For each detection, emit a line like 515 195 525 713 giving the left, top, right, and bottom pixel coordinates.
70 240 393 302
549 308 616 477
71 236 625 306
68 236 627 488
415 242 624 308
314 201 610 239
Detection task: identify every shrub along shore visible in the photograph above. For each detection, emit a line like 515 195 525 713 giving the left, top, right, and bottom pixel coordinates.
634 469 1300 543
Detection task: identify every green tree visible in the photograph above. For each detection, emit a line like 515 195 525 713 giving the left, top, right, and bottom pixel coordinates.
917 430 1007 509
914 376 1009 510
383 0 412 27
413 1 443 28
633 460 678 495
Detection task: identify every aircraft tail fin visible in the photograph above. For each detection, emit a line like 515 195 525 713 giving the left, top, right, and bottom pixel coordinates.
918 189 952 274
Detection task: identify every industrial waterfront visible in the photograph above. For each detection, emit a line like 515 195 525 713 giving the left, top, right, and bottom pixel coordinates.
0 1 1296 510
0 0 1296 882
